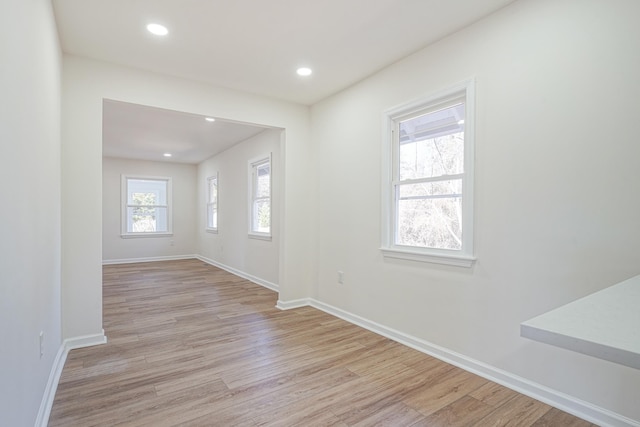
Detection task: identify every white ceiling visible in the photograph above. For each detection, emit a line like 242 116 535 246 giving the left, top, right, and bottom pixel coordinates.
53 0 516 163
102 100 268 164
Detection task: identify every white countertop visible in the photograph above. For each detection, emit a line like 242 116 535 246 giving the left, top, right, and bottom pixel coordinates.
521 274 640 370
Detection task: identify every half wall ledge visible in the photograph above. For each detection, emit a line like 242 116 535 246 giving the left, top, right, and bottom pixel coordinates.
521 274 640 370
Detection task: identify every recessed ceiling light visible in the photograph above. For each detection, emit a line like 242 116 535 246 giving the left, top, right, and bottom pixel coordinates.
205 117 215 122
163 153 172 157
147 23 168 36
296 67 312 77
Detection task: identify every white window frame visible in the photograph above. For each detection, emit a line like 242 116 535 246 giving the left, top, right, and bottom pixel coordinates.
381 79 475 267
206 173 219 233
121 175 173 238
248 154 272 240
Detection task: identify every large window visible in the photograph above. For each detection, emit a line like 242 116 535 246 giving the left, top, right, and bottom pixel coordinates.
121 176 172 237
248 155 271 239
206 174 218 232
382 80 475 266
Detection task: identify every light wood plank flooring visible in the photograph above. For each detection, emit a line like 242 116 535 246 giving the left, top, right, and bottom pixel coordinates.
49 259 594 426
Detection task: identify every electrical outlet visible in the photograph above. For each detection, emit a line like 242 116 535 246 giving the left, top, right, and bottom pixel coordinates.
338 271 344 284
39 331 44 358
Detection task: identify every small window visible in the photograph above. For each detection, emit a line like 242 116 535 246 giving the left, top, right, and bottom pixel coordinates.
206 174 218 232
121 176 172 237
248 155 271 239
381 80 475 266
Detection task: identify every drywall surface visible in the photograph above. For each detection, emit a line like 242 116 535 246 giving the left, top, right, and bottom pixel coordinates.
310 0 640 421
102 157 197 262
198 129 281 287
0 0 62 425
62 55 312 339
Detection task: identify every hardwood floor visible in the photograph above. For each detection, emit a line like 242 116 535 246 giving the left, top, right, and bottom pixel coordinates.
49 259 594 426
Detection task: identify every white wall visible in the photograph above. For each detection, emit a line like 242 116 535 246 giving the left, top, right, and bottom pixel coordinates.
61 55 312 339
102 157 197 262
310 0 640 422
0 0 62 425
198 129 281 287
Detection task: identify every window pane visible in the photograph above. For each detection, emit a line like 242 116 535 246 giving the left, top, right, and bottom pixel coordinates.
255 163 270 198
128 179 167 205
131 192 156 206
398 180 462 200
208 178 217 203
399 103 464 181
128 207 167 232
396 196 462 250
207 204 217 229
252 199 270 233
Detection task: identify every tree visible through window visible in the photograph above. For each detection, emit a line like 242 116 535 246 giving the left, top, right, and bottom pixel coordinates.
122 176 172 236
396 102 465 250
207 174 218 231
249 156 271 237
382 80 475 266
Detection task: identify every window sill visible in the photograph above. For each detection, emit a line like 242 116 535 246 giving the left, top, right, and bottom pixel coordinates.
380 247 475 267
248 233 272 241
206 228 218 234
121 232 173 239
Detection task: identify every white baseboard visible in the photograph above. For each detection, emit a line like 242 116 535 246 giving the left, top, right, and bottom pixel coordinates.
64 330 108 350
277 297 639 427
276 298 309 310
34 344 67 427
196 255 279 292
102 255 197 265
102 255 279 293
35 331 107 427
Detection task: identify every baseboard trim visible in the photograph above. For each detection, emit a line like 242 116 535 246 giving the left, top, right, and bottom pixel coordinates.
36 331 107 427
64 331 108 351
276 298 309 310
196 255 279 292
278 298 638 427
102 255 197 265
34 343 67 427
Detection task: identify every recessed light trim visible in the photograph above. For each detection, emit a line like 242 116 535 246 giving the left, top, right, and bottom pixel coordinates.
205 117 215 122
163 153 172 157
296 67 312 77
147 23 169 36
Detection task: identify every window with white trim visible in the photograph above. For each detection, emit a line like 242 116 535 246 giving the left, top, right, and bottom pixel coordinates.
248 155 271 238
206 174 218 232
121 176 172 237
382 80 475 266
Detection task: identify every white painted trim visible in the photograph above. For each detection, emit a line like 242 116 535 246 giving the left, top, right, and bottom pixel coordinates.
276 298 310 310
102 254 197 265
120 232 174 239
380 247 475 267
103 254 278 291
197 255 279 292
381 78 476 266
64 330 108 350
248 153 272 237
277 298 639 427
121 174 173 237
206 173 219 232
36 331 107 427
35 343 67 427
248 233 272 241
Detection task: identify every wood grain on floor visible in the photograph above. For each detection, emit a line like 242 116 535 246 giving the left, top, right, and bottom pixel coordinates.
48 259 595 426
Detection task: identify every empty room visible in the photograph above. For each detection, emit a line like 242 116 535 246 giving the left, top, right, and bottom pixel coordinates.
2 0 639 426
